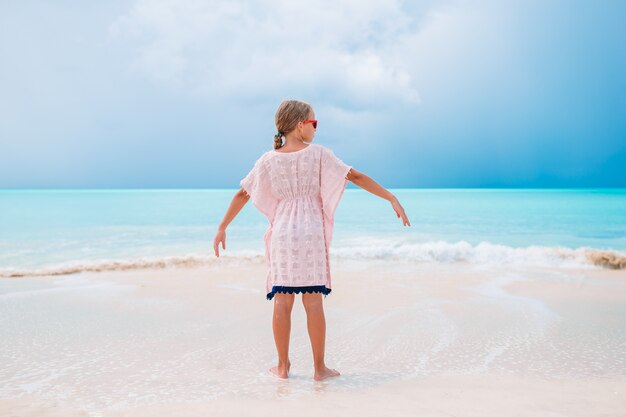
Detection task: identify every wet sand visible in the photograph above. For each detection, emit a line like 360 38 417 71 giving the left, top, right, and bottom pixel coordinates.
1 257 625 416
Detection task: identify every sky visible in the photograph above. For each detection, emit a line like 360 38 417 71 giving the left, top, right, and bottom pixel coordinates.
0 0 625 189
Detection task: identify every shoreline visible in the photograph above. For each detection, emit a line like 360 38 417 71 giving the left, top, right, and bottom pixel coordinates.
2 242 625 279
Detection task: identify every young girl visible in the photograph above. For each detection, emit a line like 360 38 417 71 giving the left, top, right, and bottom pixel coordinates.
213 99 410 381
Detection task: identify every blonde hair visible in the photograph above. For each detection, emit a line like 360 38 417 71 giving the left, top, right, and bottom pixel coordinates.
273 99 313 149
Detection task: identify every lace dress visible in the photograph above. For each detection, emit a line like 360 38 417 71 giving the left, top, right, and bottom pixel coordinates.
239 143 352 300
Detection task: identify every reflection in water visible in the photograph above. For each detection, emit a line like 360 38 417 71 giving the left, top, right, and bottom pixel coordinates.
313 380 329 394
275 379 291 397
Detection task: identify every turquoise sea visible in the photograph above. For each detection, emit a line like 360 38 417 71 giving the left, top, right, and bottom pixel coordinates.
1 188 625 275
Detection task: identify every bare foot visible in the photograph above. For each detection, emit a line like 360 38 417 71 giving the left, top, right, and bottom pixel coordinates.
313 366 340 381
269 359 291 379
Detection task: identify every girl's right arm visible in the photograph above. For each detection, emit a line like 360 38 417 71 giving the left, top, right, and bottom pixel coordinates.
213 188 250 257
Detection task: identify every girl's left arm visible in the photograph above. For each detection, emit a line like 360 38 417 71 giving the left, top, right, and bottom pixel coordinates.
346 168 411 227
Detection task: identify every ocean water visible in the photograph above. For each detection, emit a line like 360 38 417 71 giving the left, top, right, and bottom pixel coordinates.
1 188 625 275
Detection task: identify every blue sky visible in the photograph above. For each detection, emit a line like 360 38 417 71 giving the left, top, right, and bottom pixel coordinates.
1 0 624 188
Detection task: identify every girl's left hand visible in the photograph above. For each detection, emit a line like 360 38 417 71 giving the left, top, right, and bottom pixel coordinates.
391 197 411 227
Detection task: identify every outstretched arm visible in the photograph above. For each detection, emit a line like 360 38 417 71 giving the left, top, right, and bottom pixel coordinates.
346 168 411 227
213 188 250 257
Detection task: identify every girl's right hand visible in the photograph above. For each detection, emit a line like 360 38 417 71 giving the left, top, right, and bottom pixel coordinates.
213 228 226 257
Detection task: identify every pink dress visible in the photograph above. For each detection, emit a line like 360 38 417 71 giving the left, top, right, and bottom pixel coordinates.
239 143 352 300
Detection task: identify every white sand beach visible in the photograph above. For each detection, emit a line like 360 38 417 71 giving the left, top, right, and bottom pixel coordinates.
1 258 625 416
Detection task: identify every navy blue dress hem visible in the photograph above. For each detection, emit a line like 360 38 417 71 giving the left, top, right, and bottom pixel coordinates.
266 285 332 301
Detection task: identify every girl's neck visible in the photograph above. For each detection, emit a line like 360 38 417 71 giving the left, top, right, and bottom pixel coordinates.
282 136 308 148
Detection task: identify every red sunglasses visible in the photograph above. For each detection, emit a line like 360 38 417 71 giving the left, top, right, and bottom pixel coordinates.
302 119 318 129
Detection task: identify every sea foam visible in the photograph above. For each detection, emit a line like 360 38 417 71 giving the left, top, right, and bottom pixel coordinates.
1 241 624 278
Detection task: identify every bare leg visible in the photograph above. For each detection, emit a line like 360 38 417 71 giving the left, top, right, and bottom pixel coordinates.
302 292 340 381
270 292 294 378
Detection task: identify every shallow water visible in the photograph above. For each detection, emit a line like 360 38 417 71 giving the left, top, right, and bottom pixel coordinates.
1 261 624 413
1 189 625 275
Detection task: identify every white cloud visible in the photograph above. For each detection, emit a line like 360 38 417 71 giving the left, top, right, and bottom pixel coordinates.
108 0 423 106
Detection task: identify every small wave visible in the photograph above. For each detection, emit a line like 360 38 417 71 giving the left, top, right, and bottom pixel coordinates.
0 242 624 278
585 250 626 269
0 253 263 278
334 240 626 269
